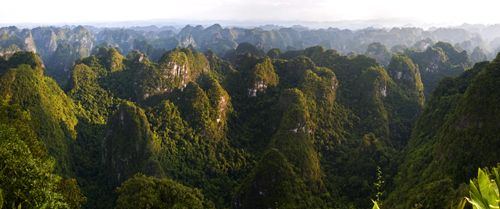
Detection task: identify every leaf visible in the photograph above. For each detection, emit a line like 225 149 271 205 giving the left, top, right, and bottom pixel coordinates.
494 168 500 198
467 193 487 209
457 197 468 209
468 179 488 209
0 189 3 209
478 168 499 208
372 200 380 209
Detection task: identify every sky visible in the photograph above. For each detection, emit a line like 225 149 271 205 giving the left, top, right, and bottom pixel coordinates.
1 0 499 28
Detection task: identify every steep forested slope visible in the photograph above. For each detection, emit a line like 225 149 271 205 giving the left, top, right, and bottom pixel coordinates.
2 35 499 209
386 54 500 208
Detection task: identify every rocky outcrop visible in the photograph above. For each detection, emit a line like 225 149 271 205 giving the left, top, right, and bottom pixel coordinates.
180 34 197 48
46 41 89 83
134 48 210 100
18 29 36 53
246 57 278 97
201 78 233 136
94 29 135 54
0 44 21 59
32 28 58 60
461 36 492 55
127 49 149 63
412 38 435 51
405 42 473 99
387 54 424 92
68 26 94 52
359 66 390 99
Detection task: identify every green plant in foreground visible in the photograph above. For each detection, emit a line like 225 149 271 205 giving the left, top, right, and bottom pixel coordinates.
466 168 500 209
374 166 384 203
451 197 467 209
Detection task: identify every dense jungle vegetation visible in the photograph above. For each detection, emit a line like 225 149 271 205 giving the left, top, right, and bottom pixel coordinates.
1 24 500 209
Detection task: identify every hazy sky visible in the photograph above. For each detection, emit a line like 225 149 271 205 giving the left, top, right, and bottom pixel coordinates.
1 0 498 26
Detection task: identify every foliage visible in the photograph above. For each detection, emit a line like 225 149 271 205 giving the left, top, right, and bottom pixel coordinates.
101 101 162 185
470 46 488 63
204 50 233 83
222 42 266 65
46 41 88 86
404 42 473 99
385 60 491 208
465 167 500 209
0 97 85 209
234 148 319 209
0 51 78 175
5 29 499 208
365 42 393 68
115 173 215 209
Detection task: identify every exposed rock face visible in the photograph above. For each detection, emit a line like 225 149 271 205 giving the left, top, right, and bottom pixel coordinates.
181 34 197 48
0 27 37 54
46 41 89 83
412 38 435 51
201 78 233 135
94 29 135 54
246 57 278 97
127 50 150 63
134 48 210 100
461 36 492 55
365 42 393 68
387 54 424 92
32 28 58 60
101 102 162 184
68 26 94 52
405 42 473 99
0 44 22 58
359 66 390 99
247 80 267 97
18 29 36 53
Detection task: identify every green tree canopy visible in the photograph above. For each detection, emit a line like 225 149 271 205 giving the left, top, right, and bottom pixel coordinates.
115 173 215 209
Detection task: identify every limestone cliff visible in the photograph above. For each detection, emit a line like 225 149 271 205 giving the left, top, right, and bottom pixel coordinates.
245 57 279 97
46 41 89 84
405 42 473 99
387 54 424 96
134 47 210 101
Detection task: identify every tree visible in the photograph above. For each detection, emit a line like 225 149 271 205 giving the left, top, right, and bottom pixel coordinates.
0 97 86 209
115 173 215 209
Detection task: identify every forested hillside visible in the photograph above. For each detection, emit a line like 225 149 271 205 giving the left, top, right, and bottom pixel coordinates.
1 23 500 209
